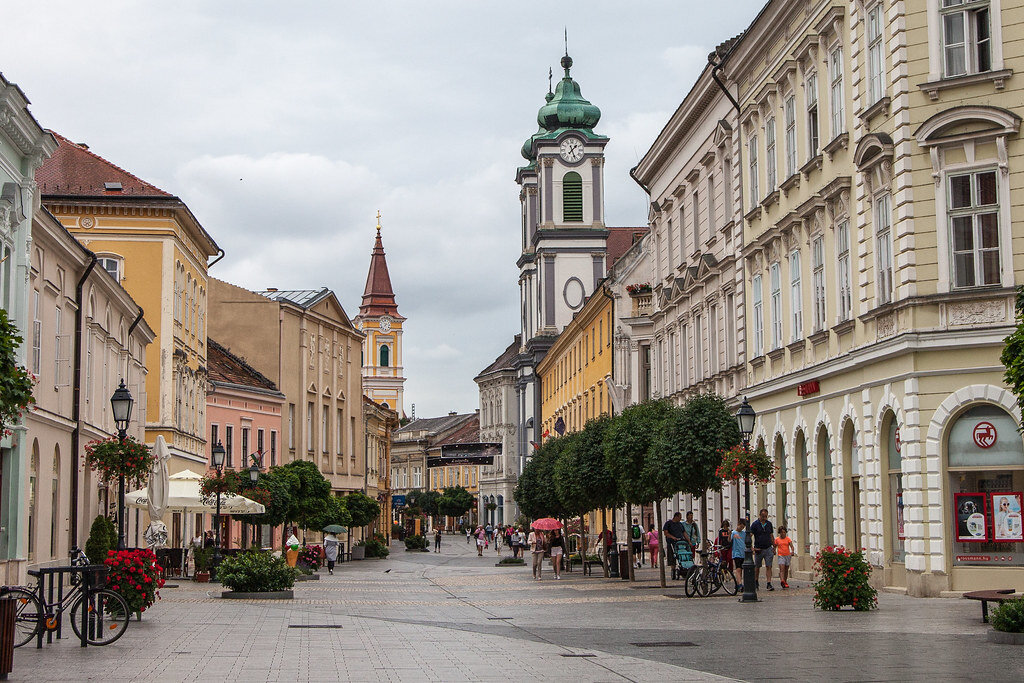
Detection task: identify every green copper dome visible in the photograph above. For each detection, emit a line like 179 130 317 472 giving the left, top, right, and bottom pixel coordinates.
537 55 601 131
521 54 602 161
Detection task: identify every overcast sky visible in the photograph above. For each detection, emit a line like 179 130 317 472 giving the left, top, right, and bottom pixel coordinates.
3 0 762 417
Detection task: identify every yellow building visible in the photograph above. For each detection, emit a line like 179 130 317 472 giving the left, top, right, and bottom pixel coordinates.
355 215 406 415
37 134 220 472
364 395 398 538
538 285 614 437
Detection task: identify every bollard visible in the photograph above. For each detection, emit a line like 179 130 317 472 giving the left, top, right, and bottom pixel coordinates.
0 598 14 679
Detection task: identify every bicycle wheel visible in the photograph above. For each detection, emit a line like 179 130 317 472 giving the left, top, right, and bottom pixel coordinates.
683 567 697 597
5 587 42 648
707 567 723 596
70 589 130 646
720 569 739 596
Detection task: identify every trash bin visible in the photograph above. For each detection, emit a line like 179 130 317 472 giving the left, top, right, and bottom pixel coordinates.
618 544 630 580
607 547 619 578
0 597 14 679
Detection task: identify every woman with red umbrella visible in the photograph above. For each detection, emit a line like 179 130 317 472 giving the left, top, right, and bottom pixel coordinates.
530 518 562 580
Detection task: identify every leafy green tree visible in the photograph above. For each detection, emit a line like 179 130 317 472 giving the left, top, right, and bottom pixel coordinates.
554 424 616 573
438 486 475 519
604 400 676 580
1002 288 1024 423
278 460 332 533
514 436 567 520
406 489 440 518
242 466 293 528
345 492 381 529
307 494 352 532
0 309 34 436
649 393 741 585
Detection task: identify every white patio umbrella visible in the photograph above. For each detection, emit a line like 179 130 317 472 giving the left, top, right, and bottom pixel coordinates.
125 469 267 515
142 435 171 549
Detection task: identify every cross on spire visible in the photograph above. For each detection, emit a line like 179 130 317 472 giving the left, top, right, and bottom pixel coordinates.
376 209 382 234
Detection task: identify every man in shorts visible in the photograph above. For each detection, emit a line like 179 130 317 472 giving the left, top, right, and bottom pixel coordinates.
630 519 644 568
749 508 775 591
662 512 686 579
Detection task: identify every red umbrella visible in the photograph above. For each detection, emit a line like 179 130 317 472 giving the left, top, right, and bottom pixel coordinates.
531 518 563 530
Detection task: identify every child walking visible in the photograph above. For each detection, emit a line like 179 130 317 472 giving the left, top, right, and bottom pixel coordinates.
774 526 795 589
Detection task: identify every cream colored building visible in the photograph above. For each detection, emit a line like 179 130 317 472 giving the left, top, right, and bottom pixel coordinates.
207 280 366 495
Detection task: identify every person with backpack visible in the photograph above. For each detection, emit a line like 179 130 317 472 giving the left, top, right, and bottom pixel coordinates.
630 518 644 568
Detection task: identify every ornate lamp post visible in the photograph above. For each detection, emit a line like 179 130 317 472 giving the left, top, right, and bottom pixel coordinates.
735 397 758 603
109 380 134 550
248 457 260 547
210 441 226 579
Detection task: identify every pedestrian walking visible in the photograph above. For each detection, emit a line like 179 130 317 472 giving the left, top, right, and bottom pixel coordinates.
718 520 734 573
645 524 660 569
485 523 493 544
517 527 527 558
466 526 472 544
528 528 547 579
731 519 747 590
750 508 775 591
681 511 700 553
630 518 644 568
475 525 486 556
434 528 442 553
324 533 340 574
774 526 794 589
663 512 685 579
549 528 566 579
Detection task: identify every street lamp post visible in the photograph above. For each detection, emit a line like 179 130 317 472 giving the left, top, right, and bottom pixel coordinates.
210 441 226 580
248 456 260 547
735 397 757 603
110 380 134 551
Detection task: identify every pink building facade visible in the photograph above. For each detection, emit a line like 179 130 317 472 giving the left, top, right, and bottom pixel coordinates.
200 338 285 550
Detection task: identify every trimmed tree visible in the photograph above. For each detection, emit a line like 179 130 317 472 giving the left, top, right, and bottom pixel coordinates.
438 486 475 521
1002 287 1024 423
278 460 332 542
604 400 676 580
514 436 567 520
650 393 741 586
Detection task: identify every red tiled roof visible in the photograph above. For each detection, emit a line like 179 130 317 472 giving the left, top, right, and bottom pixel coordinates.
607 226 649 267
207 339 279 393
36 131 172 198
434 415 480 447
359 227 401 318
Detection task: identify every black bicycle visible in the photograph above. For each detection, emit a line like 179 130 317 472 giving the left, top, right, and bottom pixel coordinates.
2 548 130 647
685 546 739 597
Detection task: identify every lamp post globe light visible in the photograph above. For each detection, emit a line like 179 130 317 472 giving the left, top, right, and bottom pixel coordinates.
735 397 758 603
248 456 260 547
110 380 134 550
210 441 226 579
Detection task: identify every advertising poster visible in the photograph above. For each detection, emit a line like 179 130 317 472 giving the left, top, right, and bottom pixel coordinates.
955 493 988 543
992 492 1024 542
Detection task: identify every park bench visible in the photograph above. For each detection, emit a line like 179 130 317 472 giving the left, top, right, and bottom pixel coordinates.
963 589 1020 622
567 555 601 575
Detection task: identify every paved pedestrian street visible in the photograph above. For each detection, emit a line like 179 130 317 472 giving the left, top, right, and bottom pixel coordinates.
11 539 1024 682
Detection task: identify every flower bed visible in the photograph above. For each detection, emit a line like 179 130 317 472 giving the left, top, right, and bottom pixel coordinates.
105 548 164 614
298 544 322 570
812 545 878 611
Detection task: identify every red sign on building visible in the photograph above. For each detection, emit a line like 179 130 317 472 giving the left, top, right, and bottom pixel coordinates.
973 421 997 449
797 380 820 397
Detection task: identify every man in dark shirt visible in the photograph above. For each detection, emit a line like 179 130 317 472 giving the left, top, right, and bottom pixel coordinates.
749 508 775 591
663 512 686 579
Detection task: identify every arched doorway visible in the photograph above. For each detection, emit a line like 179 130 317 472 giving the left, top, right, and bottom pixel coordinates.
774 435 788 528
795 430 809 555
841 419 862 550
816 424 834 549
879 410 904 573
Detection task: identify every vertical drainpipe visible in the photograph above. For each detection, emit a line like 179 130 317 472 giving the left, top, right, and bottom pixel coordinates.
70 254 98 548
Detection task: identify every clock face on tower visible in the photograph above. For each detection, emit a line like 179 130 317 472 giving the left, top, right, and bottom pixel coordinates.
380 318 392 333
559 137 584 163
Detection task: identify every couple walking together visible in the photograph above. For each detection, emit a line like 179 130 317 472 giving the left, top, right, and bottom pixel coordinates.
528 527 566 579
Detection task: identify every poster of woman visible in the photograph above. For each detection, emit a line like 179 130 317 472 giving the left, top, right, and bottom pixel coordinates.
992 492 1023 542
954 493 988 542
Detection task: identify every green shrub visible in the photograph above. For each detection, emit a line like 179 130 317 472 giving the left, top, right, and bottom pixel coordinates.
85 515 116 564
496 557 525 566
361 539 389 558
992 597 1024 633
218 550 296 592
192 546 213 572
812 545 878 611
404 535 428 550
391 524 404 537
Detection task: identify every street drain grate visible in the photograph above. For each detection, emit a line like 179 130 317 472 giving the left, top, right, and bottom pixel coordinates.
560 654 596 658
487 617 513 620
630 641 697 648
288 625 344 629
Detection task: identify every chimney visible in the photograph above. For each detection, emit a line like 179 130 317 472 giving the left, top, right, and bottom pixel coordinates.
266 287 278 292
448 411 457 416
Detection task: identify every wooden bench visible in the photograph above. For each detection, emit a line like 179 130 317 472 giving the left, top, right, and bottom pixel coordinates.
567 556 601 575
963 589 1020 622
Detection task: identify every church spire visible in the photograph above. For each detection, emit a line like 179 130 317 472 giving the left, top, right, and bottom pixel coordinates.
359 212 401 318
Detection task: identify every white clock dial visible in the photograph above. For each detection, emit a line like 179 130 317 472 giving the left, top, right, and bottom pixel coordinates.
559 137 584 163
380 318 391 333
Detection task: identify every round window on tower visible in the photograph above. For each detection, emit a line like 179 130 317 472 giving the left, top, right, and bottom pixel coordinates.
563 277 585 310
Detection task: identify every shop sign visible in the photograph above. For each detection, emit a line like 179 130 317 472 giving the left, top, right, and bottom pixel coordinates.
973 421 997 449
957 555 991 562
391 495 406 507
797 380 820 397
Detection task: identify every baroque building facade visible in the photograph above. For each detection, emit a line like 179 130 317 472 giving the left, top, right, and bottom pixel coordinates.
475 337 520 526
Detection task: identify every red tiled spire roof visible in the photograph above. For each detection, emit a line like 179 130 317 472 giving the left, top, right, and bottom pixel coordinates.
36 131 172 197
359 222 401 318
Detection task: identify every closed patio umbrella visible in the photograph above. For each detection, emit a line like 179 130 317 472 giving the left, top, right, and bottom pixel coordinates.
143 435 171 549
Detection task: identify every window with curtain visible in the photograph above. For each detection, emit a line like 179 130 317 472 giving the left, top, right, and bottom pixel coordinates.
867 3 886 103
784 96 797 177
770 263 783 350
837 220 852 321
790 250 803 341
812 236 826 331
949 169 1000 288
806 74 819 157
875 193 894 303
765 117 777 191
748 134 759 204
830 46 845 136
562 171 583 222
752 275 764 356
940 0 991 77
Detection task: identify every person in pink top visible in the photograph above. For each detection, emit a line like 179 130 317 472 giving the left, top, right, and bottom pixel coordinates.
645 524 660 568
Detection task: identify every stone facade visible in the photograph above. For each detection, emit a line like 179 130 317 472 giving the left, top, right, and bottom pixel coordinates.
475 337 519 526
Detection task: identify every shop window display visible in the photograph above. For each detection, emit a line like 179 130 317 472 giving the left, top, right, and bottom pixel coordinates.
948 405 1024 567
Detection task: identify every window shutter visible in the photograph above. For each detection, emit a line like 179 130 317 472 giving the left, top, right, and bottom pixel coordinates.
562 172 583 222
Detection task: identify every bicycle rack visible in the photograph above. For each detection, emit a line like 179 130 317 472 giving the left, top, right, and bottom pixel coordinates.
26 564 108 649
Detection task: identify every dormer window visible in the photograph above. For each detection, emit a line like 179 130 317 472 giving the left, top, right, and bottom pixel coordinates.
97 256 121 282
103 182 123 192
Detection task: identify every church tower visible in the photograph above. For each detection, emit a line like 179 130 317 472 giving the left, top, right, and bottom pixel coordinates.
514 49 609 465
356 213 406 415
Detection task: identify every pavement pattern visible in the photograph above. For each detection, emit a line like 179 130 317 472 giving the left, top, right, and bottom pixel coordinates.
9 535 1024 682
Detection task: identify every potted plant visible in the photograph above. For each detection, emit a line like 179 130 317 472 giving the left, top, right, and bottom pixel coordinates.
812 545 878 611
218 549 297 599
105 548 165 617
298 544 323 570
193 546 213 582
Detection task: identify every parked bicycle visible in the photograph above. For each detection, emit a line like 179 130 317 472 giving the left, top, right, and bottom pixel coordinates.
685 545 739 598
2 547 130 647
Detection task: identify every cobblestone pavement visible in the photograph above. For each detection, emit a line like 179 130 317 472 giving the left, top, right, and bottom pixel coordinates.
10 536 1024 682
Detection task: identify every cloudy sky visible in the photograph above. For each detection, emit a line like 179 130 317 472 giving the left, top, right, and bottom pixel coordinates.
3 0 762 417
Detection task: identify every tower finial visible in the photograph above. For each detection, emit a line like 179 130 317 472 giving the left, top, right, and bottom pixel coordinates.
564 27 568 57
376 209 381 234
560 29 573 76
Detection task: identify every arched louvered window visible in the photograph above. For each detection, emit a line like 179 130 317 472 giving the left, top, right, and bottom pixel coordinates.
562 171 583 222
379 345 390 367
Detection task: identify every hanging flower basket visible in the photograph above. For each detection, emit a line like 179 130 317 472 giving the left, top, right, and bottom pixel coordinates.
716 443 775 483
0 309 36 438
626 283 652 296
85 436 155 485
199 469 240 507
